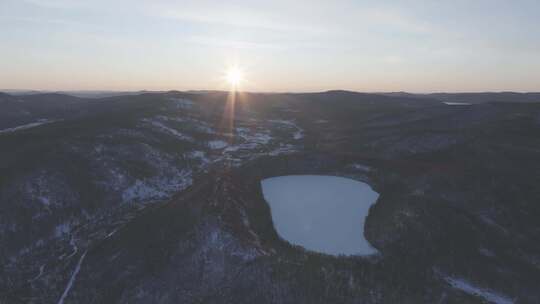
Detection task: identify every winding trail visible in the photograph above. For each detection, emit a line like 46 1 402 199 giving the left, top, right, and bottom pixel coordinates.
57 250 87 304
0 120 56 134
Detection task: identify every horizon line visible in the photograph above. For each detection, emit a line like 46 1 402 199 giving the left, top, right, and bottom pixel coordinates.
2 89 540 95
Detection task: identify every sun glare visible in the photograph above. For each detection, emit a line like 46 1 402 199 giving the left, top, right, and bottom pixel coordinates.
226 67 243 88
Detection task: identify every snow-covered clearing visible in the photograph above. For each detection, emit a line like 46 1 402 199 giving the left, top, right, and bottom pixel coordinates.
142 118 194 142
157 115 215 134
350 163 372 172
208 140 228 150
268 144 297 156
269 119 304 140
122 169 192 203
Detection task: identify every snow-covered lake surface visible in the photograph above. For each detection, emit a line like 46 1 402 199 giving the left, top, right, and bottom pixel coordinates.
443 102 472 106
261 175 379 256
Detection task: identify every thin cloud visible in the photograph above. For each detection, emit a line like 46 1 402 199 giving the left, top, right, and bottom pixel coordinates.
146 2 333 35
186 35 285 50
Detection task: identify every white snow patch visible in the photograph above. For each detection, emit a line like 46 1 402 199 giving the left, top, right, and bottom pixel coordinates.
54 223 71 238
350 163 372 172
208 140 228 150
168 97 194 109
196 222 263 263
122 179 164 202
38 196 51 206
269 119 296 126
268 144 297 156
253 132 272 144
188 150 205 159
96 142 194 203
224 145 241 153
122 169 192 203
142 118 194 142
236 127 272 145
158 115 215 134
269 119 304 140
445 276 514 304
186 150 210 166
261 175 379 256
214 127 274 156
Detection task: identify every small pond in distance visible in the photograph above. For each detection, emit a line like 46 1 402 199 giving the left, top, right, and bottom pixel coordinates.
261 175 379 256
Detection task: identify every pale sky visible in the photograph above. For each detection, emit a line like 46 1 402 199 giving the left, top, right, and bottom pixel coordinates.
1 0 539 92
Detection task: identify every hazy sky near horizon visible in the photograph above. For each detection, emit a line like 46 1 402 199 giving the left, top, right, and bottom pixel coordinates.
1 0 540 92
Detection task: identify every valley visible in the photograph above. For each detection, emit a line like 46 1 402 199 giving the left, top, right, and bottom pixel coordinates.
1 91 540 303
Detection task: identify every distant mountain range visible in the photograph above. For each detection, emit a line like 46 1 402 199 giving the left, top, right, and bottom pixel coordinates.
381 91 540 104
2 89 540 102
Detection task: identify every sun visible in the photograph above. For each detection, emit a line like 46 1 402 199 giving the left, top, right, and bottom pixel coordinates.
226 67 243 88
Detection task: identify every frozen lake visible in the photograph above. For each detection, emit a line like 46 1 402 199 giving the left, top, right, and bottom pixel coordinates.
443 102 472 106
261 175 379 256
